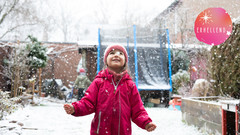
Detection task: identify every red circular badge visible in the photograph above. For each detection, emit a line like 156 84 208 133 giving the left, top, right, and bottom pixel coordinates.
194 8 232 46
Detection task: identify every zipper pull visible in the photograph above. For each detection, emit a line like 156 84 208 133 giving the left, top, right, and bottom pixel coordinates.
114 86 117 94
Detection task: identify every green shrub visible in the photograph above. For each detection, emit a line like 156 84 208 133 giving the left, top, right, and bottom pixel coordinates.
210 21 240 98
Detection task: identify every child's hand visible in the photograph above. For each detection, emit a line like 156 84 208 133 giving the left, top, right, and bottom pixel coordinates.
145 122 157 132
64 104 75 114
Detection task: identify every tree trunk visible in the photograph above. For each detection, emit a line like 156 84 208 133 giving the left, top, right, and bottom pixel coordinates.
38 68 42 96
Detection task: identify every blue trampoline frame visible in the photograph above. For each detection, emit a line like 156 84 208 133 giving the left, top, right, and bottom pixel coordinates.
97 26 173 93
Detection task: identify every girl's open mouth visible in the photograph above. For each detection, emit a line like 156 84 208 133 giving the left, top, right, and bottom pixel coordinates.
112 59 120 62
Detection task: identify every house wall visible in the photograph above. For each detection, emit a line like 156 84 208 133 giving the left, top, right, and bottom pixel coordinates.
47 51 81 87
42 43 97 89
42 43 80 88
86 50 97 81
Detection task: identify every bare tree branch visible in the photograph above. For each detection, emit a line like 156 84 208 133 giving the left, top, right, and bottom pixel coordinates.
0 1 7 15
0 23 37 39
0 0 19 25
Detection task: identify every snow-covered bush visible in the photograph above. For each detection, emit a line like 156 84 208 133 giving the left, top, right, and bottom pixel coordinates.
191 79 214 97
0 90 20 120
26 35 48 69
171 69 190 94
177 85 191 97
0 42 30 95
171 49 190 75
0 36 47 96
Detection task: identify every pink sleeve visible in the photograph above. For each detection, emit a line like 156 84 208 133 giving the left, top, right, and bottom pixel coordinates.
71 79 100 116
129 82 152 129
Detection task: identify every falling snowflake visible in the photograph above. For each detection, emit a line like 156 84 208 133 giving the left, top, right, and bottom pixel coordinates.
226 31 231 36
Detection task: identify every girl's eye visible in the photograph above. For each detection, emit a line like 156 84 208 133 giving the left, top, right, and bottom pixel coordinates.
109 51 123 55
115 51 123 55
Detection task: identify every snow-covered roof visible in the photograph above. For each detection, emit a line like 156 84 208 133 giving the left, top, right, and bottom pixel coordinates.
148 0 181 25
219 100 240 105
220 99 240 112
77 40 98 46
142 0 177 26
101 42 212 50
182 97 222 106
55 79 63 87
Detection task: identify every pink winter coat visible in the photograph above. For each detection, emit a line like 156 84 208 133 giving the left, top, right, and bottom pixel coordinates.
72 69 152 135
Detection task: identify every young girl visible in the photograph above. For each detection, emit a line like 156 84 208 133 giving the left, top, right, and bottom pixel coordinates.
64 45 156 135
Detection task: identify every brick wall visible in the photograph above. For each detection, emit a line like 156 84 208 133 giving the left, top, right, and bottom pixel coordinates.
42 43 97 88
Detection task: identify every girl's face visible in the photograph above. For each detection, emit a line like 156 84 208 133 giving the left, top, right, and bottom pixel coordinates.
106 49 125 73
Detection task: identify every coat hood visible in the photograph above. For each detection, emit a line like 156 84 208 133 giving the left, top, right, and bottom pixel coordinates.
95 69 132 82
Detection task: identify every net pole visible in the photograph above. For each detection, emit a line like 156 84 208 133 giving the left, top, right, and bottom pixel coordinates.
159 33 164 78
126 36 129 60
126 36 130 66
133 25 138 89
97 28 101 74
166 29 173 93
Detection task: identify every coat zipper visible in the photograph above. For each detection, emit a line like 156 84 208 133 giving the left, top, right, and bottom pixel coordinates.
96 111 101 134
112 77 122 135
112 78 122 94
118 87 121 135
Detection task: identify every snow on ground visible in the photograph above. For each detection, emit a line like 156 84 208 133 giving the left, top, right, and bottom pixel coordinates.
0 97 206 135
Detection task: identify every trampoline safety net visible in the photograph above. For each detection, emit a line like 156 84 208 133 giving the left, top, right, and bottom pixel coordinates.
99 25 171 91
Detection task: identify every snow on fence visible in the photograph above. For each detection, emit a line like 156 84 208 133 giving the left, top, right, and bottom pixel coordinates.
182 96 240 135
181 97 222 135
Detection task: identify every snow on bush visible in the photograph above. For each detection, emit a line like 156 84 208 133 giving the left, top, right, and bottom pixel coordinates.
0 90 20 120
191 79 214 97
26 35 48 69
171 49 190 75
172 69 190 95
